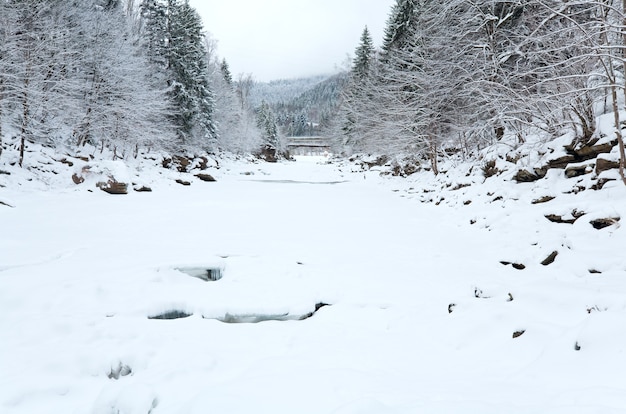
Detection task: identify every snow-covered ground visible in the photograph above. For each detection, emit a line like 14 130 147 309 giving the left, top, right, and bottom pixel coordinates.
1 153 625 413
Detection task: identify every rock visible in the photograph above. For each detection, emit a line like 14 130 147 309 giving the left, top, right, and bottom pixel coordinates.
482 159 499 178
195 173 216 182
531 195 555 204
258 146 278 163
573 140 615 160
362 155 389 169
452 183 471 191
596 158 620 175
547 154 576 169
541 250 559 266
500 261 526 270
59 158 74 167
590 217 620 230
97 180 128 195
514 169 541 182
133 185 152 192
506 153 521 164
591 178 616 190
175 179 191 186
545 209 585 224
565 163 593 178
512 330 526 339
172 155 192 172
197 156 209 170
448 303 456 313
71 173 85 184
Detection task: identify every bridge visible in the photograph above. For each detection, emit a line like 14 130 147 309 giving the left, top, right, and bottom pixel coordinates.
285 136 333 156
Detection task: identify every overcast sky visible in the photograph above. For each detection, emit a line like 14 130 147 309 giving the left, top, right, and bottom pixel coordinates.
188 0 395 82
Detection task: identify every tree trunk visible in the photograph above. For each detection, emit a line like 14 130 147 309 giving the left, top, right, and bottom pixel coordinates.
19 78 30 168
429 137 439 176
620 0 626 184
0 85 3 160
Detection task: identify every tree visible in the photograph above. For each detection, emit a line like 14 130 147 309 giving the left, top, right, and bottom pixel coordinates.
335 26 380 153
257 100 280 159
220 59 233 86
3 0 73 166
139 0 216 149
203 37 261 155
353 26 375 80
381 0 419 61
72 1 174 155
168 0 216 147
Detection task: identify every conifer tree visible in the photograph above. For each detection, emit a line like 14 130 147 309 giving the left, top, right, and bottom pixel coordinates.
352 26 375 80
139 0 216 149
257 101 279 150
381 0 419 60
220 59 233 86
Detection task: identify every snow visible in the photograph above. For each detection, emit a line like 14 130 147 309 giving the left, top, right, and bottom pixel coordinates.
1 151 626 413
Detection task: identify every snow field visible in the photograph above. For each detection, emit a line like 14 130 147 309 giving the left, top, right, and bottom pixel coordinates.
1 155 626 413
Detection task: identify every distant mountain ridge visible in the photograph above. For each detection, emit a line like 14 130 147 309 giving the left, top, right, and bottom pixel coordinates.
248 74 333 108
248 73 348 137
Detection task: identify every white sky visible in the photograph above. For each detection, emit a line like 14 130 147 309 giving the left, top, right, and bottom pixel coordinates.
188 0 395 82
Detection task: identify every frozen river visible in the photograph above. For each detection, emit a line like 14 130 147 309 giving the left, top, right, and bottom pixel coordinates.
1 157 625 413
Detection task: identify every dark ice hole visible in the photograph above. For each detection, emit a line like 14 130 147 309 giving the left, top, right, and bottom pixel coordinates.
148 310 193 320
176 266 223 281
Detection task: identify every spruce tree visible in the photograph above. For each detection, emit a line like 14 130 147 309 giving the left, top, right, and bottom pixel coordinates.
220 59 233 86
352 26 375 79
257 100 279 159
139 0 216 149
381 0 419 60
167 0 216 147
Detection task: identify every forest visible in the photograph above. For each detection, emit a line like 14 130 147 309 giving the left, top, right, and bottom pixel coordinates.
1 0 626 184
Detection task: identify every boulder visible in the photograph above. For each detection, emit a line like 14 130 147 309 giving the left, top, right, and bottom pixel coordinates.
590 217 620 230
545 209 585 224
133 185 152 192
172 155 192 172
512 330 526 339
541 250 559 266
514 169 541 182
565 162 594 178
72 173 85 184
591 178 616 190
195 173 216 182
96 180 128 195
547 154 576 169
531 195 555 204
596 158 620 175
572 140 615 160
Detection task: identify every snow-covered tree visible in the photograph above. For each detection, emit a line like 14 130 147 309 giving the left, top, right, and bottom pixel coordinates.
139 0 216 149
72 1 174 155
220 59 233 86
380 0 419 61
204 37 261 155
353 26 375 80
257 100 280 160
